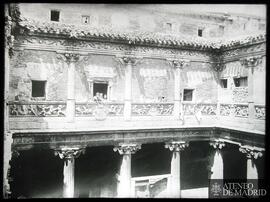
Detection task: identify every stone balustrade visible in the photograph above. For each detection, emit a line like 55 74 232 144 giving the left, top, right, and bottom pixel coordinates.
9 101 66 117
220 103 249 118
75 102 125 117
9 101 264 121
254 105 265 120
131 103 174 116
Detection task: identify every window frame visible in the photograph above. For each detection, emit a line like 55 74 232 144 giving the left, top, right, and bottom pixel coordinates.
82 15 90 25
31 80 47 99
50 9 60 22
233 76 248 88
182 88 195 102
220 78 228 89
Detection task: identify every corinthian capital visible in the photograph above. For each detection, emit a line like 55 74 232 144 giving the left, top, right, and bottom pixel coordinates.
209 140 225 150
115 55 143 66
239 145 263 159
165 141 189 152
167 59 190 69
54 147 85 160
57 52 80 64
113 143 141 155
240 56 262 68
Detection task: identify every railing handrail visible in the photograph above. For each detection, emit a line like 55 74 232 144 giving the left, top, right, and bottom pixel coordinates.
75 102 125 105
132 102 174 105
8 101 66 105
131 174 171 181
8 101 265 107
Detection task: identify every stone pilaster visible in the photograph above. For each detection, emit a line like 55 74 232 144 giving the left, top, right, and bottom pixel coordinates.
165 141 189 198
209 140 225 180
113 143 141 197
55 147 85 198
167 59 190 120
240 56 262 122
57 53 80 122
115 55 142 121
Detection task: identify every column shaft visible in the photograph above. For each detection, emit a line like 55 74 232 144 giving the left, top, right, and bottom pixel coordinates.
170 151 181 197
63 158 75 198
124 62 132 120
247 158 258 179
211 150 223 179
118 154 132 197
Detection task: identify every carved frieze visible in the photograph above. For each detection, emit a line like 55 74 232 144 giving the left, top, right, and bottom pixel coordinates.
255 105 265 120
9 103 66 117
75 103 124 117
183 103 217 115
16 36 211 61
223 43 266 59
113 143 141 155
131 103 174 116
165 141 189 152
240 56 263 68
220 104 248 118
239 145 263 159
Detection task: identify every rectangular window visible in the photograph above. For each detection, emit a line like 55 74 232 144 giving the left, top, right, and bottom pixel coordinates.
93 82 108 99
82 15 90 24
32 80 46 97
183 89 194 101
220 79 227 88
234 77 248 87
166 23 172 31
50 10 60 22
198 29 203 37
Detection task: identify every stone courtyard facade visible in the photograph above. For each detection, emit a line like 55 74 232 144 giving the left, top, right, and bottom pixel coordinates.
4 4 266 198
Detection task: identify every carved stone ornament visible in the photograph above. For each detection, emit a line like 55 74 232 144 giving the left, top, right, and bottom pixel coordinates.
113 143 141 155
115 55 143 66
240 56 262 68
165 141 189 152
209 140 225 150
56 52 80 64
212 62 225 72
239 145 263 159
167 59 190 69
54 147 86 160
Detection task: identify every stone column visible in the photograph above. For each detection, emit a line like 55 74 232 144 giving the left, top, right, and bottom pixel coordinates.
55 148 85 198
165 141 189 198
57 53 80 122
113 143 141 197
240 56 262 122
167 59 190 120
209 140 225 180
239 145 263 180
115 56 142 121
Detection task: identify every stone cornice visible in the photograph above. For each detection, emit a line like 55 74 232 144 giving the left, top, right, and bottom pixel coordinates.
17 18 266 51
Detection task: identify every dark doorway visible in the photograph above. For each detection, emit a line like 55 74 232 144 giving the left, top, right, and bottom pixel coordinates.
93 82 108 99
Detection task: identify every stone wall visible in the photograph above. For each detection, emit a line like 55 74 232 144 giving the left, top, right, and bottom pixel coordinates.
9 50 67 101
18 4 228 38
